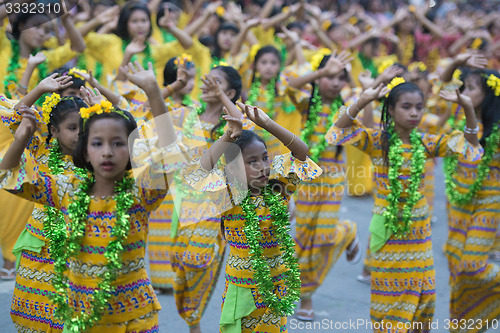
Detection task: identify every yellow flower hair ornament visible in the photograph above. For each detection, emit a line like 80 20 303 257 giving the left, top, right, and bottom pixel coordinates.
452 69 462 81
174 53 194 69
348 16 358 25
42 93 62 124
249 44 261 63
322 20 332 31
68 67 87 80
408 62 427 73
471 38 482 50
80 100 125 128
386 77 406 97
310 48 332 71
215 6 225 17
486 74 500 97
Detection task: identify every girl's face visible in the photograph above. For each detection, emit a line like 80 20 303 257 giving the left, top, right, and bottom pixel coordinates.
178 67 196 96
85 118 130 184
389 91 424 131
327 26 345 43
462 75 485 110
127 10 150 39
19 15 51 49
317 71 347 101
51 112 80 155
217 29 237 52
242 139 271 190
200 68 235 103
255 53 281 82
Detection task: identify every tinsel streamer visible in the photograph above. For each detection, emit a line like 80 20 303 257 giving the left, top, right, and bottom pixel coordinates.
445 123 499 206
241 185 300 316
300 87 342 163
383 125 426 237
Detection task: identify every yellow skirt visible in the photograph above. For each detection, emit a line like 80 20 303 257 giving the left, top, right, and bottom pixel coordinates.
344 145 373 196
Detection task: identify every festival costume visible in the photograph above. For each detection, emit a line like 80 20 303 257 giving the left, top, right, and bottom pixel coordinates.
0 133 187 331
182 153 321 333
326 108 483 332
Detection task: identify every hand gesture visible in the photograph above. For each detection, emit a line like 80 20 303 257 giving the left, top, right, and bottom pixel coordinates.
99 15 118 33
439 88 473 110
222 107 242 141
80 86 104 106
176 61 188 87
158 6 174 30
37 73 73 93
378 65 405 85
360 83 389 104
119 61 157 91
124 36 146 56
322 51 353 77
393 7 409 24
236 101 271 129
27 52 47 67
244 17 260 29
204 1 223 15
71 69 98 87
97 5 120 25
15 105 38 142
279 26 301 44
358 69 375 90
454 53 488 69
200 74 224 99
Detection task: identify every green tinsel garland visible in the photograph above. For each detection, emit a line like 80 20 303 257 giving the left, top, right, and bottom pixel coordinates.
240 185 300 316
445 123 500 206
300 87 342 163
49 172 134 332
383 125 426 238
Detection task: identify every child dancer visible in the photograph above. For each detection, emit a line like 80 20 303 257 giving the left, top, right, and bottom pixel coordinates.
328 81 482 332
0 62 182 332
443 69 500 333
182 102 321 333
288 51 360 321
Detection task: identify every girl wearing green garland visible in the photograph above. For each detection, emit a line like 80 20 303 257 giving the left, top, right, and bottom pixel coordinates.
327 80 483 332
3 72 84 333
0 61 183 332
182 101 321 333
287 50 361 321
442 68 500 333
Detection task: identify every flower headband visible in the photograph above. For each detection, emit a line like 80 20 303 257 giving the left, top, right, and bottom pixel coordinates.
249 43 262 63
408 62 427 73
174 53 194 69
471 38 482 50
68 67 88 80
215 6 225 17
211 59 229 68
80 100 127 129
486 74 500 97
310 48 332 71
42 93 62 124
386 77 405 97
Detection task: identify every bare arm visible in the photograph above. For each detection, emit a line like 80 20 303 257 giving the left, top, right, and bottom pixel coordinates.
60 0 86 53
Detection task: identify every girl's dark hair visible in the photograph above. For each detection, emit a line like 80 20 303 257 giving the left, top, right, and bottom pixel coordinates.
466 69 500 146
307 54 348 158
211 22 240 59
163 56 195 86
380 82 424 165
209 66 242 140
49 67 85 91
73 110 138 171
46 97 87 144
115 1 152 41
250 45 282 85
12 12 50 40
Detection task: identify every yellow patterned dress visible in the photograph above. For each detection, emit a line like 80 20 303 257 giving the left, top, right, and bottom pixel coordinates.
0 139 186 332
290 94 357 298
182 153 321 333
444 146 500 333
326 109 483 332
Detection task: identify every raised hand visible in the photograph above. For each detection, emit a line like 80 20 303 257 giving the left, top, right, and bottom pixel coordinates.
80 86 104 106
200 74 224 99
14 105 38 142
119 61 157 91
358 69 375 90
439 88 474 110
97 5 120 25
455 53 488 69
322 51 353 77
158 5 174 30
125 36 146 56
361 83 389 103
236 101 271 129
72 69 98 87
222 107 242 141
37 73 73 93
378 65 405 85
27 52 47 67
176 61 188 87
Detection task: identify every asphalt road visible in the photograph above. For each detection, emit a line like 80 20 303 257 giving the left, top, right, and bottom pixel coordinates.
0 159 497 332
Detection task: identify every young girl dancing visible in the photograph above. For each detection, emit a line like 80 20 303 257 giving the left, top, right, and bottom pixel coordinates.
182 102 321 333
443 69 500 333
0 62 183 332
327 81 483 332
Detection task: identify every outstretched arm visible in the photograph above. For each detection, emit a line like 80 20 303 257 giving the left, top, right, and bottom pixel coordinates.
439 89 479 146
